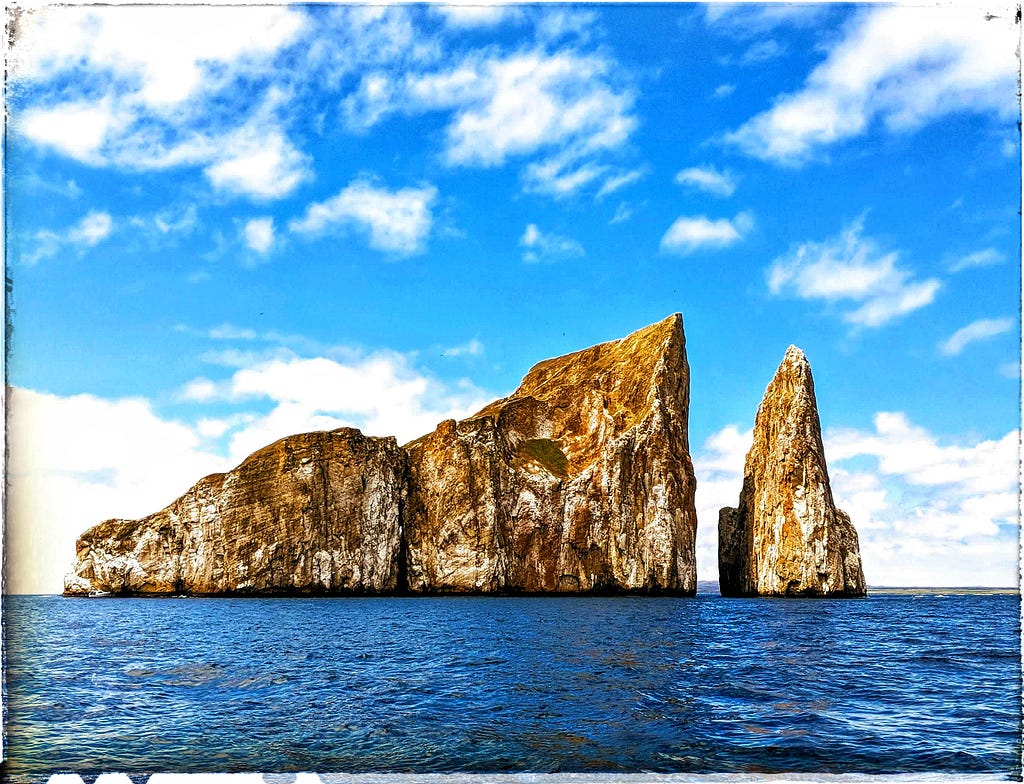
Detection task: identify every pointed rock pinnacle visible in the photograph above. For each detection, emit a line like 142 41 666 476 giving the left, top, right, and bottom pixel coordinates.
718 346 866 597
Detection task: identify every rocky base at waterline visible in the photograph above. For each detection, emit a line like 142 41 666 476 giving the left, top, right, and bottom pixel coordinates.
718 346 866 598
65 315 698 597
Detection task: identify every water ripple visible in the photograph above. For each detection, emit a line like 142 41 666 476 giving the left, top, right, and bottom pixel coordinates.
1 593 1020 782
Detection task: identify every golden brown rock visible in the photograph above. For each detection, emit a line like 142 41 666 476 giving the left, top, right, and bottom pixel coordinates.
718 346 866 597
63 429 407 595
404 314 698 593
64 315 698 597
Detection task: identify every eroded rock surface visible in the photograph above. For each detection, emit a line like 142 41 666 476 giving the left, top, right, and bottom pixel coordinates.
64 315 698 596
718 346 866 597
64 429 407 595
404 313 698 593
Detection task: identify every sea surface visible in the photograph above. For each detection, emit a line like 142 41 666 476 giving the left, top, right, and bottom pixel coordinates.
3 589 1020 782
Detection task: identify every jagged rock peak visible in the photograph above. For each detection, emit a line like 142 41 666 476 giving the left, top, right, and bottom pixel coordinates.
404 313 698 594
718 346 866 597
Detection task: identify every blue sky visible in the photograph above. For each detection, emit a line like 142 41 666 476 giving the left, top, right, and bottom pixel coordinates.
5 2 1020 593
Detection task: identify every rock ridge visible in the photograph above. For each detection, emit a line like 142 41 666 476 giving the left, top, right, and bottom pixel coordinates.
64 314 699 596
718 345 866 597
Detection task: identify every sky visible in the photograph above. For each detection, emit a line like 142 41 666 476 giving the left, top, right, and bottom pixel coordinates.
3 2 1020 594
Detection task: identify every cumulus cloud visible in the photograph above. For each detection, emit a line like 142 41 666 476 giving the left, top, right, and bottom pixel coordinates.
939 317 1015 357
8 337 496 593
290 178 438 256
9 6 311 200
6 388 231 595
204 125 311 201
243 217 275 255
180 349 491 461
692 414 1019 586
825 414 1019 586
346 45 638 199
725 6 1019 164
423 51 635 170
674 165 736 197
713 83 736 99
660 211 753 255
766 215 940 327
519 223 585 263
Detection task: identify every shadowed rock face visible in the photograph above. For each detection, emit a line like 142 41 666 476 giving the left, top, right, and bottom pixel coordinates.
405 313 698 593
64 429 407 596
718 346 866 597
64 315 698 596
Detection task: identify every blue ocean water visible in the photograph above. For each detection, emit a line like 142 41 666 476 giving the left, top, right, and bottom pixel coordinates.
2 590 1020 782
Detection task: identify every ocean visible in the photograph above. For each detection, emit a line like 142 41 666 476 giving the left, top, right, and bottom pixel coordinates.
2 588 1020 782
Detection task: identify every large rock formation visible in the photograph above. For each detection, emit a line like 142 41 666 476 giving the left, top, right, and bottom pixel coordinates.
64 314 698 596
718 346 866 597
404 313 697 593
64 429 408 596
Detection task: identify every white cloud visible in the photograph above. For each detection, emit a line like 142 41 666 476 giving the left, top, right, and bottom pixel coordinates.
939 317 1015 357
427 51 636 170
341 72 398 131
290 178 438 256
203 123 311 201
949 247 1006 273
11 6 308 106
519 223 585 263
704 4 834 36
67 211 113 246
10 6 311 200
8 341 496 593
181 350 492 461
824 414 1019 586
6 388 231 595
151 205 198 237
726 6 1019 164
18 98 123 163
434 5 521 29
741 39 785 65
713 83 736 99
693 415 1020 586
243 217 275 255
660 211 753 255
24 210 114 265
999 362 1020 380
674 165 736 197
692 424 752 584
610 202 635 225
441 338 485 358
351 46 637 198
596 168 645 199
766 216 940 327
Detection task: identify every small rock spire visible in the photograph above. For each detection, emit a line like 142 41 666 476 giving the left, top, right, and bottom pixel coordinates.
718 346 866 597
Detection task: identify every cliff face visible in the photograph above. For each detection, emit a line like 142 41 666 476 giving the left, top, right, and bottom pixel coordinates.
64 429 407 596
64 315 698 597
404 313 698 593
718 346 866 597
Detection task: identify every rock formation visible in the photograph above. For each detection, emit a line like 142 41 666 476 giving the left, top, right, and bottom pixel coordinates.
718 346 866 597
404 313 697 593
64 429 408 596
65 314 698 596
